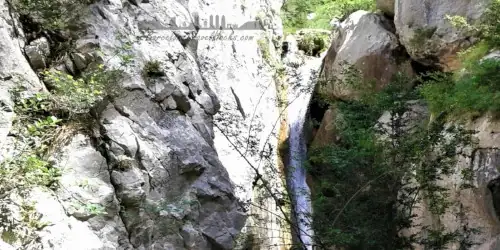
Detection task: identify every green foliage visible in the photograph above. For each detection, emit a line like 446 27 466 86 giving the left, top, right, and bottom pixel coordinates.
457 41 490 69
297 32 330 56
14 92 52 115
142 60 165 78
3 92 61 194
0 154 60 194
282 0 375 30
420 59 500 119
480 0 500 48
0 91 61 246
0 33 133 247
446 0 500 51
43 65 123 116
418 228 459 249
308 71 476 249
71 202 107 216
421 3 500 118
11 0 94 32
27 116 61 136
445 15 471 30
0 62 124 245
0 202 49 245
85 204 106 215
309 74 417 249
257 38 272 64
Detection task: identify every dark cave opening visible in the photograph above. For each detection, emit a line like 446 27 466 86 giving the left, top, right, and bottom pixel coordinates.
487 177 500 220
307 90 329 131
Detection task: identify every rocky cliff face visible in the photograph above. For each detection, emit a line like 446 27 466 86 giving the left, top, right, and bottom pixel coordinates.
0 0 286 249
3 0 498 248
394 0 491 71
401 115 500 250
311 0 500 249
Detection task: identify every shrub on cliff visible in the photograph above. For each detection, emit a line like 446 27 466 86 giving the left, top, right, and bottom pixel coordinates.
297 31 330 56
446 0 500 58
43 65 123 116
420 59 500 120
424 0 500 120
0 41 132 245
481 0 500 47
10 0 95 32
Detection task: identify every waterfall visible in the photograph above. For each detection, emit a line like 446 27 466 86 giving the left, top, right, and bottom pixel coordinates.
288 89 314 249
286 55 323 249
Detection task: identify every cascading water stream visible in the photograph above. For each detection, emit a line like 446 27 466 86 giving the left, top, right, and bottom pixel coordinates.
288 90 314 249
287 56 323 249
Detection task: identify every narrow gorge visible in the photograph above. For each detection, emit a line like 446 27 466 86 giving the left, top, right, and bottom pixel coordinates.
285 38 324 249
1 0 500 249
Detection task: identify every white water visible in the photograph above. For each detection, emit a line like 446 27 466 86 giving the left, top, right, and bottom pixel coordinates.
288 91 314 249
287 57 322 249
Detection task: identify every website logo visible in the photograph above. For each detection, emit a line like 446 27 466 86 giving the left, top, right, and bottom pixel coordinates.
155 15 265 31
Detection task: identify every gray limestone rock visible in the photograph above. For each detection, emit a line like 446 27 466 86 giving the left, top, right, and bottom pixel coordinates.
319 10 413 101
0 0 286 248
395 0 491 70
25 37 50 70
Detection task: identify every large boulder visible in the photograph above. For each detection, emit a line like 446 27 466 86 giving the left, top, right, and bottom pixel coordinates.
83 0 250 247
318 10 413 101
394 0 491 71
24 37 50 70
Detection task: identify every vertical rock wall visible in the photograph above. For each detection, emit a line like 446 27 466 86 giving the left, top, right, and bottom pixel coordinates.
0 0 288 249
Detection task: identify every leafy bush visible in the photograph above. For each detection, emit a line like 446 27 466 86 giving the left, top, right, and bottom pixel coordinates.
446 0 500 51
282 0 375 30
1 61 124 245
420 59 500 119
480 0 500 47
425 0 500 120
43 65 123 116
0 91 62 246
297 32 330 56
0 154 60 195
6 92 63 192
11 0 95 31
142 60 165 78
309 75 413 249
71 202 107 216
457 41 490 69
